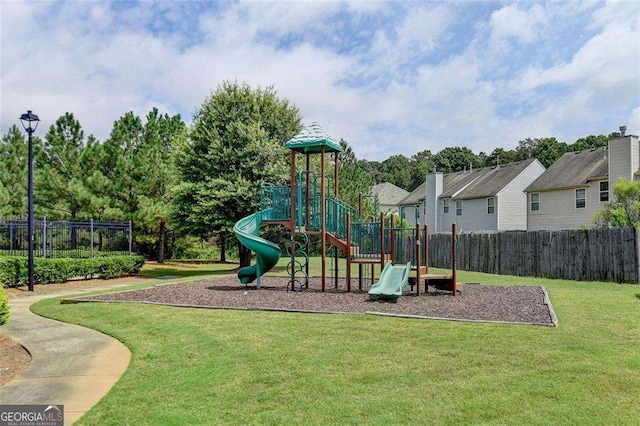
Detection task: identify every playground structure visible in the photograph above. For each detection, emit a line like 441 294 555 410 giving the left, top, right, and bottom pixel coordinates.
233 123 460 296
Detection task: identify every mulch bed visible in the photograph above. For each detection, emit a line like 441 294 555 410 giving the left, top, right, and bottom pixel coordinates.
68 276 556 326
0 335 31 386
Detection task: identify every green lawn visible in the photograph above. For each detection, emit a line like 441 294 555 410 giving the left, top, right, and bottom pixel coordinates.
32 259 640 425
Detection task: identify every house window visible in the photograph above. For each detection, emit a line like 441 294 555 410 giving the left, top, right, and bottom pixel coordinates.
487 197 495 215
575 188 586 209
443 198 450 214
455 200 463 216
530 193 540 211
600 181 609 202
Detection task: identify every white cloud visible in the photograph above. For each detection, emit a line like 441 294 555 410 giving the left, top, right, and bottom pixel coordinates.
488 3 548 54
1 1 638 163
628 107 640 136
369 4 454 80
520 24 638 90
590 0 640 30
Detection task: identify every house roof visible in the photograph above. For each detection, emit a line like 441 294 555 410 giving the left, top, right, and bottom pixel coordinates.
398 182 426 205
371 182 410 206
525 147 608 192
440 168 487 198
284 122 343 154
398 158 540 205
454 158 539 200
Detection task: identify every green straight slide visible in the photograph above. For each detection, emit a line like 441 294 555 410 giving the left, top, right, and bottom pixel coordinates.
368 262 412 298
233 208 281 286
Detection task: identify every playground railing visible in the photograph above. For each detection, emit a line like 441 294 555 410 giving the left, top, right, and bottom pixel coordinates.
298 192 322 231
348 224 427 266
260 184 291 221
386 227 413 264
350 221 381 259
326 197 356 240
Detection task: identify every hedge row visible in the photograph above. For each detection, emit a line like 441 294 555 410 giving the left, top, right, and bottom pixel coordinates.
0 287 8 325
0 255 145 287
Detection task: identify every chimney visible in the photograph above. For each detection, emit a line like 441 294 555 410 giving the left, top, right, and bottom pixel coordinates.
620 125 627 137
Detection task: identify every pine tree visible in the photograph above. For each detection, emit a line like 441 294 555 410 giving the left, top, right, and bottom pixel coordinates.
135 108 185 262
332 139 373 211
0 125 28 217
98 110 185 259
100 112 145 221
35 113 93 220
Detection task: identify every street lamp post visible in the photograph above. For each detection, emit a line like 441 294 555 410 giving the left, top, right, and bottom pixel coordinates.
20 110 40 292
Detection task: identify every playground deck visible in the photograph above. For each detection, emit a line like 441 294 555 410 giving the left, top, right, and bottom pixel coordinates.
350 254 392 263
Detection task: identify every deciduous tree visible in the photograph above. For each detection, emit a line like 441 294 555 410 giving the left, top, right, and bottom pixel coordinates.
432 146 480 173
409 149 433 191
174 81 302 266
593 178 640 228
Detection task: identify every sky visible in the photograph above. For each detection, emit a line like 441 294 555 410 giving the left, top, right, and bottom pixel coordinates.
1 0 638 161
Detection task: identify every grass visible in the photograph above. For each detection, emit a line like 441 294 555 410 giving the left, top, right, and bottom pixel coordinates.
139 260 239 279
31 258 640 425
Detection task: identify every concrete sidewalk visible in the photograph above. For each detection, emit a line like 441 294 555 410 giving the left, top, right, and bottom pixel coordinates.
0 283 134 425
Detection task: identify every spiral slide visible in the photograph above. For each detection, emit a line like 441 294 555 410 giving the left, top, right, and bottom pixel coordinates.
233 208 281 286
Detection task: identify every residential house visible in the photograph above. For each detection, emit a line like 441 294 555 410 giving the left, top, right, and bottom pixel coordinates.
397 181 426 226
398 158 545 232
371 182 409 214
525 128 639 231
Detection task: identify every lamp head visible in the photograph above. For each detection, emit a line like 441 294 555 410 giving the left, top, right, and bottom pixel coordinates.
19 110 40 133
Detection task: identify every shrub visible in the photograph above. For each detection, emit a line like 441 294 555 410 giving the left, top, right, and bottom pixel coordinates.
172 235 224 260
0 257 26 286
0 255 145 287
0 287 9 325
97 255 145 279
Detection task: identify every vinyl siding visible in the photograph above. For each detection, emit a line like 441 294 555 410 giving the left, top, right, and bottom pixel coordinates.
416 201 426 226
498 160 546 230
400 204 421 226
609 136 639 196
435 198 497 232
527 181 607 231
425 173 443 232
457 198 497 231
438 200 456 233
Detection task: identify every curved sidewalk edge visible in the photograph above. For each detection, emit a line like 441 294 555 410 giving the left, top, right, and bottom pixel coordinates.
0 284 133 425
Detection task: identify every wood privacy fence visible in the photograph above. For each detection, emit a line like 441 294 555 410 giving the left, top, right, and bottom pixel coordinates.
427 227 639 284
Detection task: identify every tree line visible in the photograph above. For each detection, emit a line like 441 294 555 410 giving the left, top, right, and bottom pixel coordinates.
0 82 373 264
362 135 615 193
0 80 628 263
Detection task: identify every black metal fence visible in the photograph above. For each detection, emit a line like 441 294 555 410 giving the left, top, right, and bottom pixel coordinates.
0 218 132 258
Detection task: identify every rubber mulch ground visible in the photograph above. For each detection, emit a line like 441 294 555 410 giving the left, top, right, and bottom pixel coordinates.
70 276 556 326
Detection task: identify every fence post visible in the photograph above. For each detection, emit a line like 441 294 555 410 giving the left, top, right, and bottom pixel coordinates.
128 220 132 254
9 221 13 255
90 218 94 258
42 216 46 258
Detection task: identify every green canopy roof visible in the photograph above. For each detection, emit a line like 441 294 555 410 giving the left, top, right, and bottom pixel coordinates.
284 122 344 154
